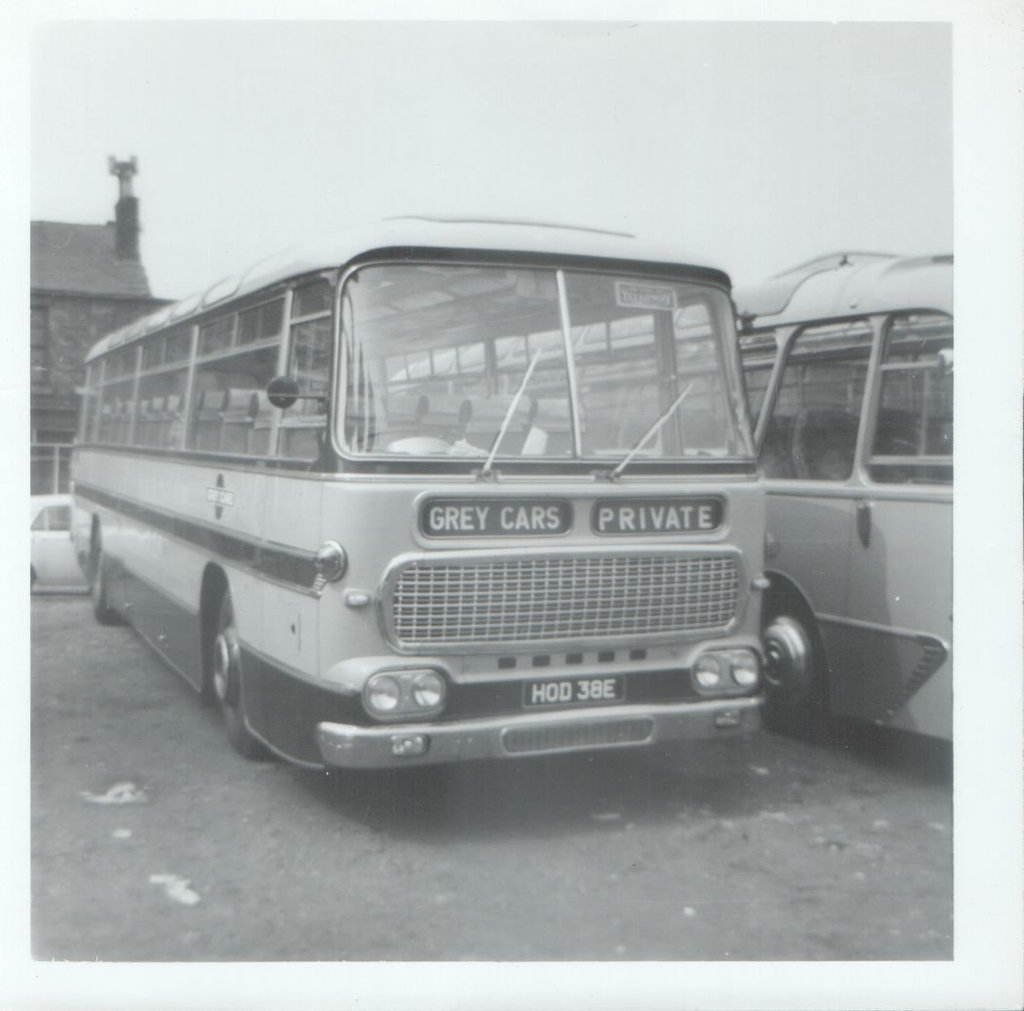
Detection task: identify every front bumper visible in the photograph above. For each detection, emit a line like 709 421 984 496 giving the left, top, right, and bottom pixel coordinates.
316 695 761 769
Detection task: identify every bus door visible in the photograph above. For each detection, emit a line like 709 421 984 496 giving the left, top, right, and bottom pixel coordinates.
833 311 953 736
758 318 876 647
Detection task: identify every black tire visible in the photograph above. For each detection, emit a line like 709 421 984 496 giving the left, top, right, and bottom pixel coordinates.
208 590 269 760
89 540 122 625
762 611 828 741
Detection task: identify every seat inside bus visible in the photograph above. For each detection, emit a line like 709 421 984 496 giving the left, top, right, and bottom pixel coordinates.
790 407 859 480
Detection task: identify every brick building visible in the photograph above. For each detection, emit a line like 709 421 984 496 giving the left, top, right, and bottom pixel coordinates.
31 158 170 492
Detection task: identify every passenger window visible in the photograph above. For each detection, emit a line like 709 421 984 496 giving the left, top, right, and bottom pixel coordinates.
738 330 778 424
188 344 281 454
238 299 284 346
868 312 953 485
761 319 872 480
198 316 235 356
96 348 139 445
135 325 192 450
281 283 333 461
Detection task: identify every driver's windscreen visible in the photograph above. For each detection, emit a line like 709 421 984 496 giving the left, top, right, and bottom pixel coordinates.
339 262 742 460
341 264 572 458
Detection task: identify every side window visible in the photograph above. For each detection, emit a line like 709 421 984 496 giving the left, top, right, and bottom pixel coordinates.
96 348 139 445
135 326 193 450
280 279 333 461
738 330 778 426
187 303 283 455
868 312 953 485
760 319 873 480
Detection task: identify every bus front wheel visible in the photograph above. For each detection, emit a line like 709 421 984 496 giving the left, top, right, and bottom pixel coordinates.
762 612 828 741
209 591 268 761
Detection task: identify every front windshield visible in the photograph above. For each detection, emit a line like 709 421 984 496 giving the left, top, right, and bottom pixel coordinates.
339 262 748 463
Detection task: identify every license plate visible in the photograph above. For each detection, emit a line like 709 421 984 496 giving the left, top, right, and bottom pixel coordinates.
524 676 625 708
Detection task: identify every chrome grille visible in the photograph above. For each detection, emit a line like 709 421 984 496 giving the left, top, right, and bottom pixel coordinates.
503 717 654 755
386 552 739 647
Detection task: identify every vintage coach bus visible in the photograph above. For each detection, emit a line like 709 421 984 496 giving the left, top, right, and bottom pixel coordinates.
72 218 766 770
736 253 952 741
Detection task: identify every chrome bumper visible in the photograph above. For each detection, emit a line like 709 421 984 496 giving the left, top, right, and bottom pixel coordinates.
316 696 761 769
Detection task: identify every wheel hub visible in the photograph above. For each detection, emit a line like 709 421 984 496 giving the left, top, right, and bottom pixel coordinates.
212 631 239 704
762 616 813 695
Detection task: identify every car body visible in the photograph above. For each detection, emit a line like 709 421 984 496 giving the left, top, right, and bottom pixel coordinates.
32 494 88 592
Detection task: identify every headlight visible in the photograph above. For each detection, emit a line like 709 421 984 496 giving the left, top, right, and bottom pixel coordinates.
363 668 448 720
693 655 723 689
366 675 401 714
727 649 760 688
692 649 761 694
412 670 445 708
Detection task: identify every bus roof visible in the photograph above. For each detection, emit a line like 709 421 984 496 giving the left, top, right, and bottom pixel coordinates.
734 253 952 328
86 217 732 363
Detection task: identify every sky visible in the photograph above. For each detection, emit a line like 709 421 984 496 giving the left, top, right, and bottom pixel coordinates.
29 20 953 301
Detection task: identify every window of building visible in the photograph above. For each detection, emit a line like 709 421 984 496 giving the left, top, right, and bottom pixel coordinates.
31 304 50 387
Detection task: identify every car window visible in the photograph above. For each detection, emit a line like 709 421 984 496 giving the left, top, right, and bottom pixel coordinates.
47 505 72 531
32 505 71 532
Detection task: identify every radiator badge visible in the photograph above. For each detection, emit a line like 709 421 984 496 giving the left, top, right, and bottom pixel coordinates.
421 498 572 537
591 497 724 535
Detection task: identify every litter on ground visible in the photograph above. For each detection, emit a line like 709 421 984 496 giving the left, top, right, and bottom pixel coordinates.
80 782 148 805
149 874 201 906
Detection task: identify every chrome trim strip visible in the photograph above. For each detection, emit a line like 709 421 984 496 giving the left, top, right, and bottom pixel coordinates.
75 481 321 596
764 482 952 505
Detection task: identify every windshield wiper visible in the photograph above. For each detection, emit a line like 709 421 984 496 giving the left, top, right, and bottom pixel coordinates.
605 383 694 481
478 349 543 479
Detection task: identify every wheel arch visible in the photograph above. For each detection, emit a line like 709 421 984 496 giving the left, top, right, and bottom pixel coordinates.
762 570 819 631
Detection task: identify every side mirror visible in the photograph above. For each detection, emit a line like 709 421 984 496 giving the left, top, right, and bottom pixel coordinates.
936 348 953 377
266 376 301 409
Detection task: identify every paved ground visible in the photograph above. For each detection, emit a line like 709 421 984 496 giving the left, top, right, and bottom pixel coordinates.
31 595 952 962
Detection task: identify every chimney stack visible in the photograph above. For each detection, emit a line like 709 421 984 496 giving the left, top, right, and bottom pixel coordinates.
109 155 140 261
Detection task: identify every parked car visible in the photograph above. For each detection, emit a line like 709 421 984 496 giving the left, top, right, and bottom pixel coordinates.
31 494 88 592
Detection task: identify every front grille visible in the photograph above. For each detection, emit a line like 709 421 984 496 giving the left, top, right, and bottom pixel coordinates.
502 717 654 755
386 551 740 648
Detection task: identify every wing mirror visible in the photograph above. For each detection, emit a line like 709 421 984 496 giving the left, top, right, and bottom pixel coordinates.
266 376 302 409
